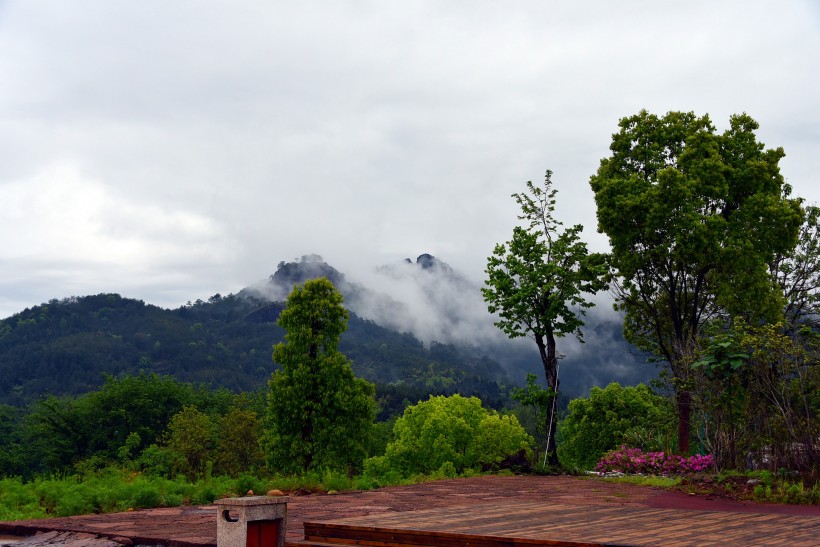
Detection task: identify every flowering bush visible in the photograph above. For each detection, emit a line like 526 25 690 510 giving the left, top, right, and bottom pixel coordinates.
595 446 714 475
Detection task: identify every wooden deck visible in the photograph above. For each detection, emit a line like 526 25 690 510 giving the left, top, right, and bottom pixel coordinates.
289 500 820 547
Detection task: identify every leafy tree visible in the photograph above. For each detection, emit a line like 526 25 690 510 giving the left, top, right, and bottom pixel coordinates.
770 205 820 330
558 383 674 470
19 373 234 476
213 405 265 477
589 110 803 452
483 171 607 465
164 405 215 480
265 278 375 474
365 394 531 477
0 405 26 478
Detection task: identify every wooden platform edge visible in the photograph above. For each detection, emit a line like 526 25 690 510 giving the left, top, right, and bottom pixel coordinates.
299 521 621 547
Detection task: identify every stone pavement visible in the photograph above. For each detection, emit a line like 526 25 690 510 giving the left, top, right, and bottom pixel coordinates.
1 475 818 546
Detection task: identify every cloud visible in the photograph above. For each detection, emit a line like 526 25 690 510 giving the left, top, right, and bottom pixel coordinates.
0 1 819 319
0 163 237 315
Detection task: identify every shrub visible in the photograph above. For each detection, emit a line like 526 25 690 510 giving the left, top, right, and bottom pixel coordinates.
558 383 675 470
595 446 714 475
363 395 532 479
132 487 162 509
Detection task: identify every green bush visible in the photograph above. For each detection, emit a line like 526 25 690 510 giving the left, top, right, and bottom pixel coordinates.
135 444 184 478
558 383 674 470
132 487 162 509
0 477 46 520
364 395 532 479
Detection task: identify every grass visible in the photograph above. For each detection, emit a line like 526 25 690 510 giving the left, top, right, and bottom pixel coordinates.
4 467 815 521
599 475 682 488
599 470 819 505
0 466 496 521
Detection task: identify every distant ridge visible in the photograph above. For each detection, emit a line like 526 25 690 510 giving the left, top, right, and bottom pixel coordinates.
0 254 656 409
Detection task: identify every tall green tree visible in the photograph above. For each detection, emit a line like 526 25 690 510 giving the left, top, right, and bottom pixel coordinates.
265 277 375 474
589 110 803 452
483 171 607 465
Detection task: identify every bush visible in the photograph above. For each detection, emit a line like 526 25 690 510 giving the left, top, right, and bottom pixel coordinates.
132 487 162 509
558 383 674 470
364 395 532 479
595 446 713 475
136 444 184 478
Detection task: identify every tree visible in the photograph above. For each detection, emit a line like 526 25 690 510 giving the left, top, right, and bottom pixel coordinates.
213 405 265 477
557 382 673 470
265 277 375 474
483 171 607 465
364 394 531 478
589 110 803 452
770 205 820 330
164 405 215 480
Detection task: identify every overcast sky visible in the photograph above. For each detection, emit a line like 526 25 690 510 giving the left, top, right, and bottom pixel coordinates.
1 1 819 319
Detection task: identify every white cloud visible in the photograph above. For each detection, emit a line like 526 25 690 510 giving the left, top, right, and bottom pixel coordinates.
1 0 818 318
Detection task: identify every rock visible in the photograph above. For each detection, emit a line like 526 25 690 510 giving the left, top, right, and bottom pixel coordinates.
245 489 254 496
267 489 285 497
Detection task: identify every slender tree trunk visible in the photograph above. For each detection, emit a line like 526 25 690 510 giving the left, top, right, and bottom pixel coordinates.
536 332 560 466
677 390 691 454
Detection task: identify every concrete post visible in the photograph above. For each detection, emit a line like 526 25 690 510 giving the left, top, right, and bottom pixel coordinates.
215 496 288 547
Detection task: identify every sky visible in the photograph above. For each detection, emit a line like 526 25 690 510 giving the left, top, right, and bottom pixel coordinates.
2 1 819 320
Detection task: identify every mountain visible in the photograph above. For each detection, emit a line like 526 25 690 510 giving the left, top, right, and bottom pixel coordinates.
248 254 656 391
0 294 508 416
0 254 657 411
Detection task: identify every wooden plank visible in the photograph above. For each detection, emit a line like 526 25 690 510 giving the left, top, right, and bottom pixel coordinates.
293 500 820 547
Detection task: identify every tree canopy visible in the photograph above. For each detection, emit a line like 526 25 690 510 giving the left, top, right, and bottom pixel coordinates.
483 171 607 465
589 110 804 451
364 394 531 478
265 277 375 474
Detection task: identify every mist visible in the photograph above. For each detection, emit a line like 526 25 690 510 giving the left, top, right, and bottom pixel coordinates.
246 253 657 395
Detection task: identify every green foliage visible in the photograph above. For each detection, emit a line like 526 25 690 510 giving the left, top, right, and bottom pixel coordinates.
365 395 532 478
164 406 215 480
601 475 682 488
0 291 508 412
589 110 804 452
0 404 27 478
483 171 607 465
265 278 376 474
0 470 244 520
19 373 216 475
134 444 183 478
483 171 607 345
692 336 749 378
693 320 819 475
770 204 820 329
510 373 552 452
558 383 674 469
212 405 265 477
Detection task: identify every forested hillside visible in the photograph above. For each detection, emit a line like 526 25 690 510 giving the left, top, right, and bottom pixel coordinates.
0 292 508 413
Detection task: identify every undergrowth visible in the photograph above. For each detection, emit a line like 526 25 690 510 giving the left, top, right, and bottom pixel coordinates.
0 466 491 521
601 469 819 505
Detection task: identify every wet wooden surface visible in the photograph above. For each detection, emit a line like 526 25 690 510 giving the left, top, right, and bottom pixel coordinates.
294 500 820 547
